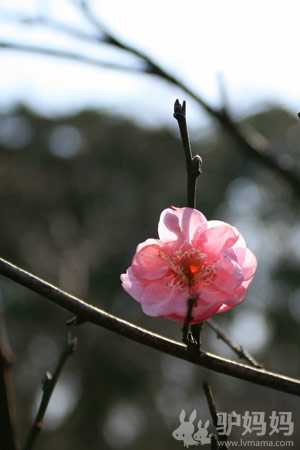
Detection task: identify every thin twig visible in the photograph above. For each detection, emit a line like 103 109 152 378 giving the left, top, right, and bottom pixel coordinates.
0 41 140 73
203 382 229 449
0 314 16 450
182 299 203 352
203 381 219 428
206 319 263 369
22 334 77 450
216 72 230 116
19 15 104 43
0 257 299 396
173 99 202 209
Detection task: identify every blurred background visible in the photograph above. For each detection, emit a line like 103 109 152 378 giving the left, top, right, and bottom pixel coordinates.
1 1 300 449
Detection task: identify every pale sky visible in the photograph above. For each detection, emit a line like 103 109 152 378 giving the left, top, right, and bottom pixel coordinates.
1 0 300 128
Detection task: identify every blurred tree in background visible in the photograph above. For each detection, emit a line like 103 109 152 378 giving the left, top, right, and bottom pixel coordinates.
1 104 300 449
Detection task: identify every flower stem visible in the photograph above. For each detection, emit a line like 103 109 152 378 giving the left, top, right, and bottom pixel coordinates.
182 298 195 344
191 322 203 349
182 299 203 352
173 99 202 208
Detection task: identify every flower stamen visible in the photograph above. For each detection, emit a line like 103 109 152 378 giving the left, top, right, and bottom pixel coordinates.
169 247 216 288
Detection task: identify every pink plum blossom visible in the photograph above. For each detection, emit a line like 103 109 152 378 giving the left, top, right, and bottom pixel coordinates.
121 206 257 324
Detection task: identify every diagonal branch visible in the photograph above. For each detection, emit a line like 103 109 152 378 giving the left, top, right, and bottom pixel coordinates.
203 381 229 448
206 319 263 369
78 1 300 194
0 257 299 397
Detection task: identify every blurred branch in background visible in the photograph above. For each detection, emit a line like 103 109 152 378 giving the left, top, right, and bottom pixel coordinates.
0 312 16 450
1 0 300 192
0 257 299 397
0 41 139 74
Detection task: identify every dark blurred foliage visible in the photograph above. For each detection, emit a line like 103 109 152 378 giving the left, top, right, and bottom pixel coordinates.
1 104 300 449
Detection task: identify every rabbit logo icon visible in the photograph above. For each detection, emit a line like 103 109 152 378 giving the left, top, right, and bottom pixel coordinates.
172 410 211 447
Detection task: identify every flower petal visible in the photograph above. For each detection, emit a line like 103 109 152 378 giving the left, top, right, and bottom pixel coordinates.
140 282 190 317
216 285 247 312
191 301 223 323
121 267 146 300
131 240 170 280
212 254 244 292
226 247 258 281
195 224 240 261
158 207 207 243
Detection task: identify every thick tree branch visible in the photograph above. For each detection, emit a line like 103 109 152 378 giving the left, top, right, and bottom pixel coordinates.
0 257 299 396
